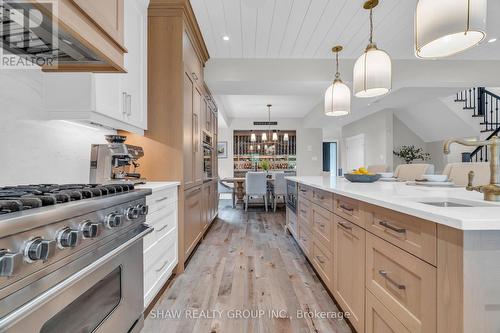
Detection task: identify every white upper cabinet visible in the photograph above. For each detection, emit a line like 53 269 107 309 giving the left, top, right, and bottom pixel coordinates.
42 0 148 134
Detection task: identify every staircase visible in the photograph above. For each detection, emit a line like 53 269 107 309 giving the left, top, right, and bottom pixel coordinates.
454 87 500 162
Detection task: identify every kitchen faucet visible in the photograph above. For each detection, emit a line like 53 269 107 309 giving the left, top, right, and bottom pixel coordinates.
443 136 500 201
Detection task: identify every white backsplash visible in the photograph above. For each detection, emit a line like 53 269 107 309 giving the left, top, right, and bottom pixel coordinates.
0 69 115 186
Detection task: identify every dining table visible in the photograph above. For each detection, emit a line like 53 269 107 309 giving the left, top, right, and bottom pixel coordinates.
221 177 274 206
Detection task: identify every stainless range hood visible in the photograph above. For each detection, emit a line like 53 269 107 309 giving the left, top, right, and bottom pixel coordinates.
0 0 126 72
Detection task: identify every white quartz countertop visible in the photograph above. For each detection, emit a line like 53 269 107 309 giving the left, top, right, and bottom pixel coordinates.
286 176 500 231
135 181 180 192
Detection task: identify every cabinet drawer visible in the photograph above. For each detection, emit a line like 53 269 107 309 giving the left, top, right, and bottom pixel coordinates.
147 187 178 214
287 208 298 237
364 204 437 266
334 216 365 333
312 203 334 252
366 233 436 333
298 199 312 227
298 222 312 256
144 229 178 306
365 290 410 333
311 239 333 289
334 195 362 226
143 202 177 251
312 188 333 211
298 184 313 201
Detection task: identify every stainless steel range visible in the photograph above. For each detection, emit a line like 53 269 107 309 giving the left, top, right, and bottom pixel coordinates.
0 183 152 333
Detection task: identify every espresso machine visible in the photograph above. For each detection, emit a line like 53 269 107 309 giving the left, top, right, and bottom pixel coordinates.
89 135 146 185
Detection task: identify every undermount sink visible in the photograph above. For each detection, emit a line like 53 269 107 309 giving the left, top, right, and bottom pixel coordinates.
403 197 496 208
420 201 476 208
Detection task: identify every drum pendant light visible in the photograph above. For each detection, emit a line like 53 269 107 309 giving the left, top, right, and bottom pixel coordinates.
415 0 487 58
324 45 351 116
353 0 392 98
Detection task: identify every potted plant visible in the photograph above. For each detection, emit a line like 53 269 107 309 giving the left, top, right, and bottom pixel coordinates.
260 160 270 172
393 145 431 164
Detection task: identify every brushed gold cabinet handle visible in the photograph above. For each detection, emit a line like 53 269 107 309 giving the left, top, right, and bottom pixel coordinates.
379 221 406 234
378 270 406 290
338 221 353 230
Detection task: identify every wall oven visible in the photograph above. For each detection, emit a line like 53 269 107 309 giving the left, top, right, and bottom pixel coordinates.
202 131 213 181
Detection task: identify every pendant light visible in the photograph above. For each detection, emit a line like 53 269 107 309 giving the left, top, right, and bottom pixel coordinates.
272 130 278 141
261 132 267 141
353 0 392 98
250 131 256 142
283 133 289 141
415 0 487 58
325 45 351 116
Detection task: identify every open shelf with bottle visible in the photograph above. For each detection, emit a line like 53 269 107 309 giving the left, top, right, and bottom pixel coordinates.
233 130 296 177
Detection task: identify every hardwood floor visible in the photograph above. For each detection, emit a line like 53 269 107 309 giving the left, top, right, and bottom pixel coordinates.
143 201 353 333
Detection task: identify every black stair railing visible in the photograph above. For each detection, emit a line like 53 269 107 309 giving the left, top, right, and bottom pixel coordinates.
455 87 500 162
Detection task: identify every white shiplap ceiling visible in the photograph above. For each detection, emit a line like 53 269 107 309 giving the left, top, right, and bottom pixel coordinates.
191 0 500 60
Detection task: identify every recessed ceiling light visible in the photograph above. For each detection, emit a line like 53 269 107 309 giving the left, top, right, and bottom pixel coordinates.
222 35 230 41
488 38 497 43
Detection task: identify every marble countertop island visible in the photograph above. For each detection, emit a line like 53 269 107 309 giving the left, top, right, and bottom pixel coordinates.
286 176 500 230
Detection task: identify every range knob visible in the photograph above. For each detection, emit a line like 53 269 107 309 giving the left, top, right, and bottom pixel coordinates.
126 206 140 221
24 238 55 263
136 204 149 216
0 250 22 277
104 213 123 229
56 228 80 249
80 221 100 239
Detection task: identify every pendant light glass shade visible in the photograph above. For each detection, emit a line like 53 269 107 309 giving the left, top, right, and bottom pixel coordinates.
324 45 351 117
415 0 487 58
250 132 256 142
283 133 289 141
261 132 267 141
272 131 278 141
353 0 391 98
353 45 391 98
325 79 351 116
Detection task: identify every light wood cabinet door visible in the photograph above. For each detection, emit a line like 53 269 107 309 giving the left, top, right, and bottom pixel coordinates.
365 291 410 333
311 203 333 252
193 85 203 185
334 195 362 227
366 233 436 333
183 72 194 188
184 186 202 258
334 216 366 333
201 183 209 231
311 238 333 290
71 0 125 48
286 208 298 237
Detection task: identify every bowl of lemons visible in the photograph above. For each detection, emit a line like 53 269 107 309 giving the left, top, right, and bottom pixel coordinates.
344 167 381 183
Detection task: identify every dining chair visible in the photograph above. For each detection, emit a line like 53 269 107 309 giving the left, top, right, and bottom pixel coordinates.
271 172 287 212
245 172 268 212
367 164 388 173
394 164 435 181
218 180 235 208
443 162 490 186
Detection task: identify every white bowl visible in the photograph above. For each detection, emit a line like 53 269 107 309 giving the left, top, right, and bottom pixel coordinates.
378 172 394 178
422 174 448 182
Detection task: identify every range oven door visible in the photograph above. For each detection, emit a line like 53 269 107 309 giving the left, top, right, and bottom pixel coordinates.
0 225 152 333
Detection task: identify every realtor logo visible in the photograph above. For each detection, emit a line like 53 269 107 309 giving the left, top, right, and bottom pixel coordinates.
0 0 58 69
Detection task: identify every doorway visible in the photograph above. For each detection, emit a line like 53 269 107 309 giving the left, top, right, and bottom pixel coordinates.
322 142 337 174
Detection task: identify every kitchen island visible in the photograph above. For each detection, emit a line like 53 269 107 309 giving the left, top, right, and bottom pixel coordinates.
285 175 500 333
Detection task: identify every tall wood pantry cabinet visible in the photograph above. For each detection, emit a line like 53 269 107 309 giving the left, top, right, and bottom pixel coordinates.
124 0 218 272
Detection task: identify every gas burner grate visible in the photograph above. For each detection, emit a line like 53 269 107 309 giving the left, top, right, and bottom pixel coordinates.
0 183 135 214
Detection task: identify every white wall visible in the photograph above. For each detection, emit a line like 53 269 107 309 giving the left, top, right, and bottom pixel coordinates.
340 110 394 172
296 128 323 176
392 115 427 169
0 70 114 186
